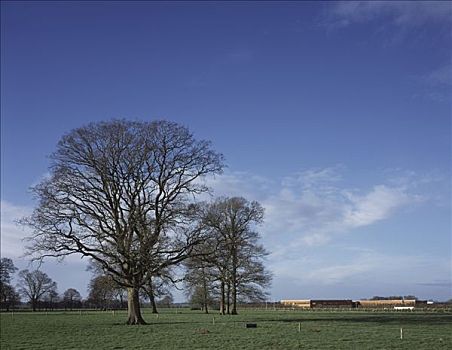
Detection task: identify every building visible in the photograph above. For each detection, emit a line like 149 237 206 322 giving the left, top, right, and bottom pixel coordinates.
280 299 353 308
280 299 427 309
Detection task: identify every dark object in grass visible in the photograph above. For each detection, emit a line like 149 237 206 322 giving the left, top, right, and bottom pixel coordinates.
245 323 257 328
195 328 210 334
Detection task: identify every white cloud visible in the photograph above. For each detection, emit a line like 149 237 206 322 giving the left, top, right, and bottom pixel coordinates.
323 1 452 29
422 64 452 87
413 63 452 102
204 171 274 202
259 170 423 249
342 185 419 228
1 200 32 258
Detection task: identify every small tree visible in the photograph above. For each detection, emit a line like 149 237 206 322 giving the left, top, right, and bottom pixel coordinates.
158 294 174 308
88 275 117 310
17 270 57 311
43 289 60 310
63 288 82 310
0 258 18 286
0 258 19 311
0 284 20 311
184 256 216 313
142 273 173 314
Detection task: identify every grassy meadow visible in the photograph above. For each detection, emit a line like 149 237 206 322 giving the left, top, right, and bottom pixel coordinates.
1 308 451 349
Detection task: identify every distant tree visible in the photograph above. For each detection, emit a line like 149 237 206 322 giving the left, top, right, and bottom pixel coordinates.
158 294 174 308
142 273 174 314
63 288 82 310
188 284 216 312
0 258 18 285
22 120 224 324
43 289 60 310
184 253 216 314
114 287 127 309
0 258 19 311
88 275 117 310
17 270 57 311
0 284 20 311
87 261 126 309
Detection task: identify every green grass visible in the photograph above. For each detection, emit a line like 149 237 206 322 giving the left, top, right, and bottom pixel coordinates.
1 309 452 349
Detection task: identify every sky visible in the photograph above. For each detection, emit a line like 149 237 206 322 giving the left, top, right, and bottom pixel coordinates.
1 1 451 302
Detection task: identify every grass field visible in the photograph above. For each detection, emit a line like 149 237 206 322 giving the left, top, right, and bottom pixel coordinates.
1 309 451 349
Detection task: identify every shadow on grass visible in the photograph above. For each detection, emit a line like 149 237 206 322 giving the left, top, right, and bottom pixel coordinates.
111 320 210 326
254 314 452 326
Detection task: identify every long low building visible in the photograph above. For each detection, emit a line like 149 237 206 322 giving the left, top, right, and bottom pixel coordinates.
357 299 426 308
280 299 353 308
280 299 427 309
280 300 311 308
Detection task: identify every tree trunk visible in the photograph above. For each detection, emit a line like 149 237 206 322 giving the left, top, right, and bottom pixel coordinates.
231 281 237 315
231 245 238 315
226 282 231 314
202 272 208 314
220 280 225 315
31 299 37 312
148 291 158 314
126 287 146 325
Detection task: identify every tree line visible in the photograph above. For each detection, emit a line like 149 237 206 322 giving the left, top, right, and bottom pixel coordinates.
9 119 271 323
1 259 81 311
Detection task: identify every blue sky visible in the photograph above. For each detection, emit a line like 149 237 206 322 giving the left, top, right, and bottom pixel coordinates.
1 1 451 301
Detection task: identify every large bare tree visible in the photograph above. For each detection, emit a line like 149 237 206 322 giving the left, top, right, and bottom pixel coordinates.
23 120 224 324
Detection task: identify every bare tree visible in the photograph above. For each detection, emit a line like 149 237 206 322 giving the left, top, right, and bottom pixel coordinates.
87 260 126 309
142 270 174 314
17 270 57 311
87 275 118 310
184 264 216 313
63 288 82 310
183 237 218 314
22 120 224 324
203 197 271 315
0 258 17 286
1 284 20 311
157 294 174 308
43 289 60 310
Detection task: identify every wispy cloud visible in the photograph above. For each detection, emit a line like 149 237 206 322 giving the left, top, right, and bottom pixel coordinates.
322 1 452 29
203 166 439 256
319 1 452 48
342 185 417 229
1 200 32 258
413 63 452 102
417 280 452 288
422 64 452 87
263 169 424 249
